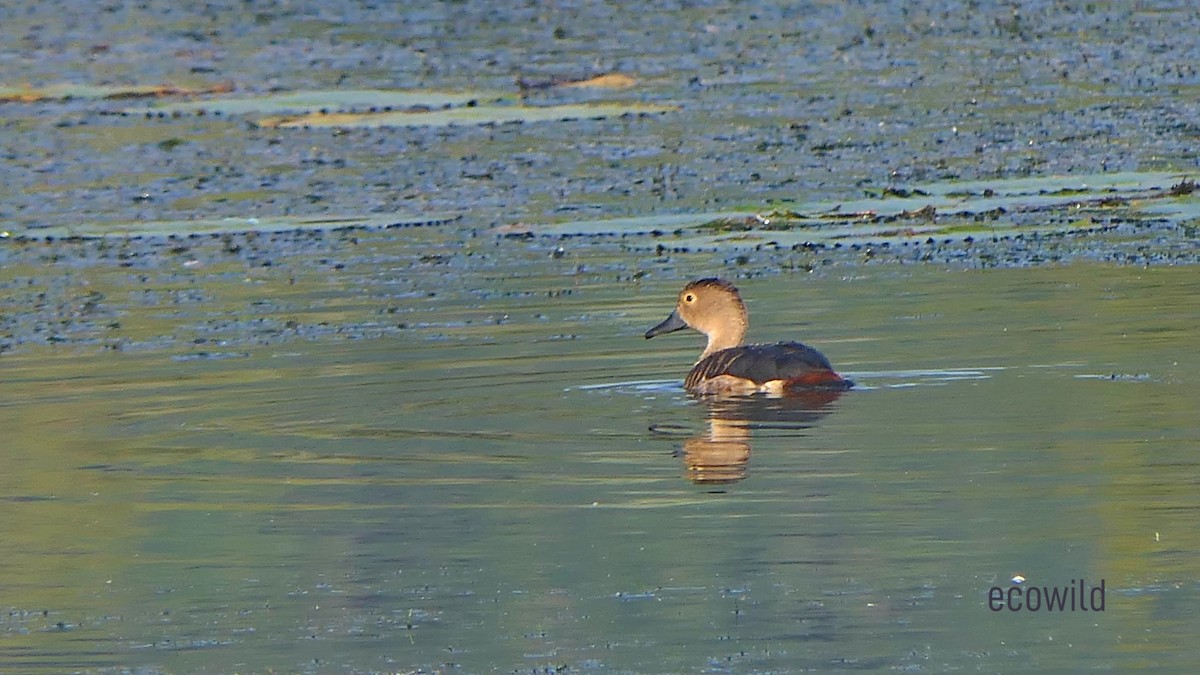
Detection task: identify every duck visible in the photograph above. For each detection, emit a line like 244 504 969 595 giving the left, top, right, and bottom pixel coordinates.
645 278 852 396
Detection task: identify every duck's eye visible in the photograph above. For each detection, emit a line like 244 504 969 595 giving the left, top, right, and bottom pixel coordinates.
684 294 695 303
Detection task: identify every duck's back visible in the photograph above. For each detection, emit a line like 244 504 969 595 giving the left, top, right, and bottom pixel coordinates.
685 342 850 394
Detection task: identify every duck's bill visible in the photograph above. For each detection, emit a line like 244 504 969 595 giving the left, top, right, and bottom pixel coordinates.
645 310 688 339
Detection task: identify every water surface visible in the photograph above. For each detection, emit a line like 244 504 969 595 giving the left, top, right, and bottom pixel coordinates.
3 258 1198 672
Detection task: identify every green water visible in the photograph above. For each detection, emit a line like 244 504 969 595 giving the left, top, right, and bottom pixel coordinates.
2 252 1197 672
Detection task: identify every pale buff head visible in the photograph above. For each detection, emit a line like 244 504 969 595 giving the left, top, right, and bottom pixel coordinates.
645 278 748 359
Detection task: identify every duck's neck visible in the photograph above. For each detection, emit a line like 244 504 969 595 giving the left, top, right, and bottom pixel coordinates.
699 323 746 360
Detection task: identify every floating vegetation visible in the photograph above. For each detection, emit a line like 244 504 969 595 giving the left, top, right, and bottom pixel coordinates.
119 86 675 129
256 102 677 129
124 89 514 117
561 73 638 89
518 72 639 91
534 172 1199 249
10 213 460 240
0 82 233 103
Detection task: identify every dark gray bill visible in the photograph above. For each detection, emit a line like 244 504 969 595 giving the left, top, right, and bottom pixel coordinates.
645 309 688 339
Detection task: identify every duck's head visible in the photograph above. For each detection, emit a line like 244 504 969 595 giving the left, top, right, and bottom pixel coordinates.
645 278 748 358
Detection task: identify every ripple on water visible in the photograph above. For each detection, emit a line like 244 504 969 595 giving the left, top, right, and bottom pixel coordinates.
574 378 683 395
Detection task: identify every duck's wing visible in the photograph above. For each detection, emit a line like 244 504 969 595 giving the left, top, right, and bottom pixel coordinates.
686 342 848 390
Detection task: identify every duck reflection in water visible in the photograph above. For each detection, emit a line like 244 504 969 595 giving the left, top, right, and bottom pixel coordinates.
668 389 845 484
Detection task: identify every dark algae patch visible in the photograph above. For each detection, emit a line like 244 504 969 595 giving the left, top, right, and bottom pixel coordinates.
1 1 1199 352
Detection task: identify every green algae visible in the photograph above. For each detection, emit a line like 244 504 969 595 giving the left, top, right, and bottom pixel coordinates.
256 102 677 129
0 82 232 102
538 171 1197 248
9 213 460 240
124 88 514 116
120 88 675 129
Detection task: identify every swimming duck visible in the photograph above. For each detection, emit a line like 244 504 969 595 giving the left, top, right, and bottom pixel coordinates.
645 278 851 396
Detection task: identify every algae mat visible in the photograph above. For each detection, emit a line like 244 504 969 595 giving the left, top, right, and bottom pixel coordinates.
9 213 460 240
537 171 1200 248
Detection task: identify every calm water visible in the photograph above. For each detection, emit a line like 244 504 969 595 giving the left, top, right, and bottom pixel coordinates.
2 249 1199 673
